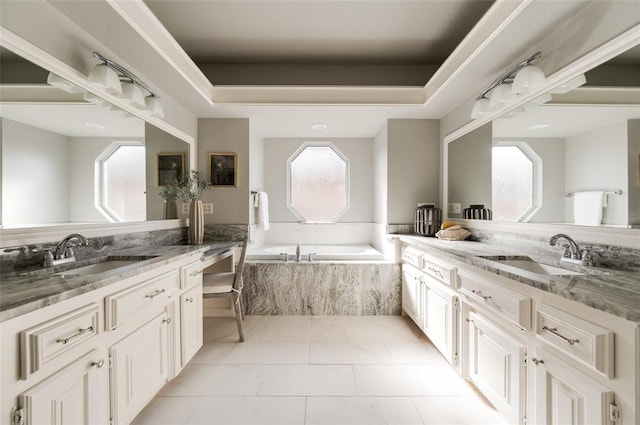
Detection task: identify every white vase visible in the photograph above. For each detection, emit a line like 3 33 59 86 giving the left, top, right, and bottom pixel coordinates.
188 200 205 244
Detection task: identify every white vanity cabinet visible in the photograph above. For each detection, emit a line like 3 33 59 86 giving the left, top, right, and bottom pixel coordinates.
401 262 422 325
1 252 211 425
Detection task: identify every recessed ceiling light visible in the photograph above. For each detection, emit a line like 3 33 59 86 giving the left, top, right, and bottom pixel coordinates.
84 122 106 129
529 123 550 130
311 123 327 130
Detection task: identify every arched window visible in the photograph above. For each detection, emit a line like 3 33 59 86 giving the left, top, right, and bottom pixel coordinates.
492 142 542 222
287 142 350 223
96 142 146 222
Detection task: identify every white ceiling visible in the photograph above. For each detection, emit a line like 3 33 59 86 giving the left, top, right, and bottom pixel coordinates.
493 104 640 139
0 103 145 138
143 0 494 64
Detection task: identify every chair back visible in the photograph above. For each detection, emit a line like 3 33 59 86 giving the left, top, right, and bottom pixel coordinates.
233 237 249 292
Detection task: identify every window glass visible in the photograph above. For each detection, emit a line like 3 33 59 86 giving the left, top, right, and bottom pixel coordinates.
288 144 349 222
102 145 146 222
492 145 534 221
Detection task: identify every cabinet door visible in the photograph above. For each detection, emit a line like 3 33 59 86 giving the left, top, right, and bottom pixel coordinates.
19 349 108 425
401 265 422 325
181 284 203 367
422 279 458 366
467 311 526 425
110 312 170 425
532 348 614 425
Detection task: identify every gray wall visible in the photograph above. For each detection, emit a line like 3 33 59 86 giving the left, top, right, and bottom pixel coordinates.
264 137 374 223
145 123 191 221
1 118 70 225
197 118 250 224
565 122 628 225
387 119 440 224
627 119 640 226
448 123 492 218
373 122 388 224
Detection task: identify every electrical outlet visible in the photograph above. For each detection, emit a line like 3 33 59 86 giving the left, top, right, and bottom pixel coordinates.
181 203 190 214
448 203 461 214
203 203 213 214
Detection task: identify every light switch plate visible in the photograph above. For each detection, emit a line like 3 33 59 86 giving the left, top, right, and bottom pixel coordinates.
203 203 213 214
448 203 461 214
181 203 190 214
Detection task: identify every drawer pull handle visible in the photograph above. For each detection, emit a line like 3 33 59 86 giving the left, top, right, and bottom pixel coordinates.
190 270 203 277
163 318 172 325
91 359 105 368
542 326 579 345
186 297 194 303
145 289 166 299
471 289 492 301
427 266 443 279
56 326 94 344
531 358 544 366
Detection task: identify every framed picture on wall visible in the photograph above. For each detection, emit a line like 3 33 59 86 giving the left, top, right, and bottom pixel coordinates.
209 152 237 187
157 152 184 186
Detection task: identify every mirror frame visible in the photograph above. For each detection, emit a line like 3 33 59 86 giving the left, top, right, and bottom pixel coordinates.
0 29 195 246
442 27 640 248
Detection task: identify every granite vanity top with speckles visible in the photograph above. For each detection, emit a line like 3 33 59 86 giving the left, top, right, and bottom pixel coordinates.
395 235 640 324
0 241 240 323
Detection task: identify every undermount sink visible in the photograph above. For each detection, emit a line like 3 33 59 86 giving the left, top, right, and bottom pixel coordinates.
53 256 157 278
479 255 584 276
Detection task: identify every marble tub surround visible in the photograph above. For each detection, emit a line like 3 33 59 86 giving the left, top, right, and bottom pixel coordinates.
243 261 401 316
386 224 415 235
0 227 188 272
394 235 640 323
204 224 249 242
0 241 240 322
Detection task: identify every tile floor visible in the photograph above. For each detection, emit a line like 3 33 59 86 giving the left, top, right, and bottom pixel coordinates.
133 315 507 425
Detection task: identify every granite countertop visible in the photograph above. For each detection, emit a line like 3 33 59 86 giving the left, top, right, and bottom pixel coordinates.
0 241 240 323
394 235 640 324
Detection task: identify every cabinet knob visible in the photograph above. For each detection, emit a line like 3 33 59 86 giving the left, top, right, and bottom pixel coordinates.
531 358 544 366
163 317 172 325
91 359 105 368
186 297 194 303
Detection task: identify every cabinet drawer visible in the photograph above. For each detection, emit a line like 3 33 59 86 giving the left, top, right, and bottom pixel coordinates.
105 271 179 330
20 303 100 379
536 303 614 379
401 246 422 269
422 255 457 287
181 261 203 289
460 275 531 330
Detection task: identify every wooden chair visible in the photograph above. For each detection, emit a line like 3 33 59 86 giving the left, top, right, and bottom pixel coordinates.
202 237 248 342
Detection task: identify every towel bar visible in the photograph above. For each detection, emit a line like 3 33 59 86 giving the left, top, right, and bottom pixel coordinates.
565 190 622 197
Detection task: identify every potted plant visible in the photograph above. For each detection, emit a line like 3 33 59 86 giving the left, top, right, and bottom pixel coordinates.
177 170 213 244
158 179 181 220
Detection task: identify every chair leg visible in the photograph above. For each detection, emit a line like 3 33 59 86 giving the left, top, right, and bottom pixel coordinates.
232 294 245 342
239 294 246 320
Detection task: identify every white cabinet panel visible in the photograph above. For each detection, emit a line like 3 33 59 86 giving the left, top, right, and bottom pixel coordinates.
110 312 170 425
402 264 422 325
532 348 614 425
467 311 526 425
422 279 458 366
180 284 203 367
19 349 108 425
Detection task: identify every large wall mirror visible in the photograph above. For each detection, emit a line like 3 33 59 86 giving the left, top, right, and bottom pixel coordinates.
0 46 190 229
448 42 640 229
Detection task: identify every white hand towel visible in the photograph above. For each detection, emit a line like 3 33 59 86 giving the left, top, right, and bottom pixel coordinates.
573 191 604 226
256 191 270 231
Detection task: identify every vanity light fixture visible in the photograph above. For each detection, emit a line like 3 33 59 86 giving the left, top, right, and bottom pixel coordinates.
89 52 163 117
47 73 84 94
470 51 544 120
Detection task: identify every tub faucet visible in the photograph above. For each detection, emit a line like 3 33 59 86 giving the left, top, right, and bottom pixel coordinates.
296 242 302 262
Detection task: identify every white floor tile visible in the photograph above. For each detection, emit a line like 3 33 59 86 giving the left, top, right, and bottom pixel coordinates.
344 316 424 342
186 396 306 425
190 342 236 364
227 342 310 364
252 364 358 396
309 342 392 364
354 364 476 396
413 396 509 425
160 365 261 396
385 341 449 364
306 396 424 425
131 396 200 425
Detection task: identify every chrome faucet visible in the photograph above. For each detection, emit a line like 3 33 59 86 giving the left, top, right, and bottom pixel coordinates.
549 233 596 267
47 234 89 266
296 242 302 262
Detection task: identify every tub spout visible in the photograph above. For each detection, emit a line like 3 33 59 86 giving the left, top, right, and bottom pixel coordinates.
296 242 302 262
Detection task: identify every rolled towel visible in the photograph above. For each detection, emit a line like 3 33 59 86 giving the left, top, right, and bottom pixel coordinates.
435 227 471 241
